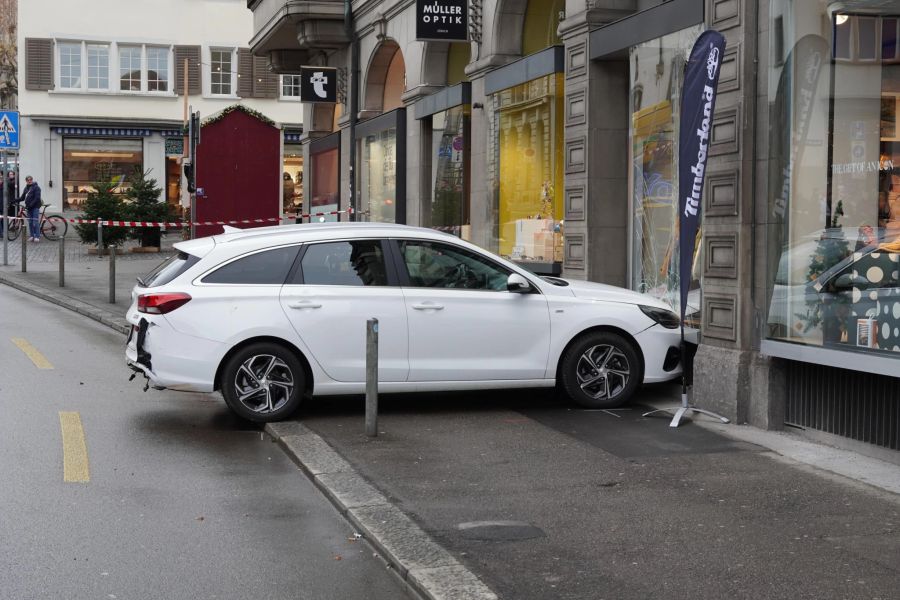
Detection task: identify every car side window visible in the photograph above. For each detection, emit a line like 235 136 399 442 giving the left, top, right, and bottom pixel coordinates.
297 240 389 286
202 246 299 285
398 240 511 291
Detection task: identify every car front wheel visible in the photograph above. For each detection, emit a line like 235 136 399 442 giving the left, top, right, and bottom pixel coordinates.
220 342 305 422
559 332 641 409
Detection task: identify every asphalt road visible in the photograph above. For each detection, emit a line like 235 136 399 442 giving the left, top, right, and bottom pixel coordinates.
0 285 408 600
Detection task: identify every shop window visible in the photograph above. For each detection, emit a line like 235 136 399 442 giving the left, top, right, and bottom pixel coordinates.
62 138 143 211
488 73 564 267
766 4 900 358
628 25 703 321
283 143 304 215
426 106 470 238
361 128 399 222
310 142 339 223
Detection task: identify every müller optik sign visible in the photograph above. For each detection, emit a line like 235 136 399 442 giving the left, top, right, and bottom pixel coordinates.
417 0 468 42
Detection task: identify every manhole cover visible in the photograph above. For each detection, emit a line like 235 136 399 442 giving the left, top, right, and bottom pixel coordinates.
456 521 545 541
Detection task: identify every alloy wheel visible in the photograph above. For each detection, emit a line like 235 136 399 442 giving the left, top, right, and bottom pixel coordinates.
575 344 630 400
232 354 295 414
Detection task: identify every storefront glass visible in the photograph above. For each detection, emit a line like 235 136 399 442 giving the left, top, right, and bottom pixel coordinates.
360 127 398 223
426 106 469 238
488 73 564 268
309 145 339 223
766 1 900 356
628 25 704 319
283 143 304 216
164 137 183 211
62 138 143 211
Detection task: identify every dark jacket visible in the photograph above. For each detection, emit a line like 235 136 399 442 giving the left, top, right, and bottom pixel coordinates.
20 182 42 210
4 178 14 204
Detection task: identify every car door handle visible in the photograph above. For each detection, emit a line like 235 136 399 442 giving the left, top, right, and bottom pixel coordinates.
411 302 444 310
287 300 322 309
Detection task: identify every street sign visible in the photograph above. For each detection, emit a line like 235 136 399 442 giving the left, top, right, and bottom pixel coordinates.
300 67 338 103
0 111 19 149
416 0 468 42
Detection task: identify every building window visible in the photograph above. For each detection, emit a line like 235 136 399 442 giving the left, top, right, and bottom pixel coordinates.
56 41 171 94
147 46 169 92
628 25 704 321
765 4 900 358
119 45 142 91
488 73 564 266
86 44 109 90
62 137 143 211
425 106 470 238
281 75 302 99
283 143 304 215
59 42 82 89
210 49 233 95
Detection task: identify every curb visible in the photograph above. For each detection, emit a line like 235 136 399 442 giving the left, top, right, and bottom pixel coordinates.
1 272 497 600
266 422 498 600
0 272 130 335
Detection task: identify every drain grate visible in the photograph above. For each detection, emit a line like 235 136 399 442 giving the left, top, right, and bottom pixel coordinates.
456 521 545 541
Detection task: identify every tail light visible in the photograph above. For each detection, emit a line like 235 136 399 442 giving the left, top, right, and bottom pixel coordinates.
138 292 192 314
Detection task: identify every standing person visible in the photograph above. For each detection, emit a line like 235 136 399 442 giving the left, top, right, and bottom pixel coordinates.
19 175 42 242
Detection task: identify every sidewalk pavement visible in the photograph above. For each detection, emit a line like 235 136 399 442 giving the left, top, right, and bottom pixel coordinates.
2 229 898 599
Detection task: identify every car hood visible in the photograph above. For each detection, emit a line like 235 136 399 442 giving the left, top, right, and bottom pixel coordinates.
556 279 672 309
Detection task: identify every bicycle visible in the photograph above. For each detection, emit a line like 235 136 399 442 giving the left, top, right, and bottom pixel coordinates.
5 203 68 242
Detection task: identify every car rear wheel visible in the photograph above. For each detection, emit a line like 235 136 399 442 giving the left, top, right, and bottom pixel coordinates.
559 332 641 409
220 342 305 422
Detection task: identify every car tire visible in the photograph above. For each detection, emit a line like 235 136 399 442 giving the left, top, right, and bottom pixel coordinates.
559 331 641 409
220 342 305 423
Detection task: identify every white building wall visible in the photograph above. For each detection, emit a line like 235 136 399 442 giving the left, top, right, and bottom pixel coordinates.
17 0 303 209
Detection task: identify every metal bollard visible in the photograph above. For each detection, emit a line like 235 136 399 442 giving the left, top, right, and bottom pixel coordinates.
59 233 65 287
20 223 26 273
108 246 116 304
365 318 379 437
97 222 103 259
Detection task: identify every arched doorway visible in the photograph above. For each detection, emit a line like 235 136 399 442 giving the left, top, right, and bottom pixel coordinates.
492 0 564 57
364 40 406 114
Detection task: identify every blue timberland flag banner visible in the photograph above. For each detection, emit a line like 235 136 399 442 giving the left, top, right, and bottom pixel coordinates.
678 30 725 323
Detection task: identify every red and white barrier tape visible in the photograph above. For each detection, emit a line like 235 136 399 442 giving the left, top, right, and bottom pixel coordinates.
11 207 355 228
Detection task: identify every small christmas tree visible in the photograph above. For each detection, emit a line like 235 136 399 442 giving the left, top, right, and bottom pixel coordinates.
74 163 129 248
124 170 170 248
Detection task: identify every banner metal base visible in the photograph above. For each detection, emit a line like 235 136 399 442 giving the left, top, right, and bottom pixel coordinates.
642 392 730 428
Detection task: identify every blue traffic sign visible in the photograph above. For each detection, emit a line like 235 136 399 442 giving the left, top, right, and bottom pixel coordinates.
0 111 19 149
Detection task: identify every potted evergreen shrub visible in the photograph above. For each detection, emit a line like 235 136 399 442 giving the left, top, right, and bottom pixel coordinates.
124 170 171 251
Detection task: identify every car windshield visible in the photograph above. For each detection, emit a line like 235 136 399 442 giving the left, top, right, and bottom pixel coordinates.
139 252 199 288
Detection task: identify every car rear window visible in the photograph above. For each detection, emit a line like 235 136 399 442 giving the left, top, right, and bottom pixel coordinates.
140 252 200 288
202 246 300 285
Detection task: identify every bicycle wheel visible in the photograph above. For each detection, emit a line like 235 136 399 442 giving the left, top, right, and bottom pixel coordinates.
41 215 68 241
6 216 20 241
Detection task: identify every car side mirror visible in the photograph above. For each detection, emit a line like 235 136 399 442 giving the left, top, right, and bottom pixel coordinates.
834 273 867 290
507 273 531 293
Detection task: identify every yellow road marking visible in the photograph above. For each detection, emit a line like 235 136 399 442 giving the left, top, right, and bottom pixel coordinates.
59 412 90 483
11 337 54 369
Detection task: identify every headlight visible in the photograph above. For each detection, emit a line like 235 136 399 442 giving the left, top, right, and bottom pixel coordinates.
639 305 680 329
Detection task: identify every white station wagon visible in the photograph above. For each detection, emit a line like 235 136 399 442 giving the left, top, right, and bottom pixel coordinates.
126 223 685 422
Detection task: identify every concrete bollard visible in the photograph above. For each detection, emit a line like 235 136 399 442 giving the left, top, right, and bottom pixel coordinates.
108 245 116 304
365 318 379 437
59 233 65 287
20 222 26 273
